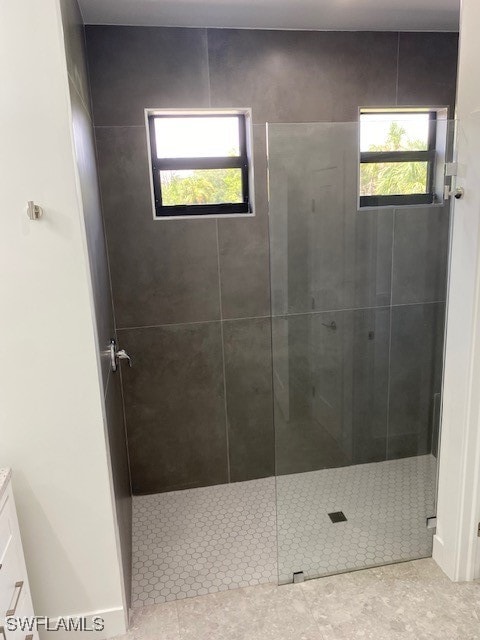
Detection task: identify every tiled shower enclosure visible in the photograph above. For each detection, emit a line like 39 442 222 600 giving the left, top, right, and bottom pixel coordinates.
85 25 457 606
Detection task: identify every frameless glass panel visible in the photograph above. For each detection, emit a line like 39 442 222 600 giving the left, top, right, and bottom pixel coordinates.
360 113 430 152
160 168 243 206
268 120 454 586
154 116 241 158
360 161 428 196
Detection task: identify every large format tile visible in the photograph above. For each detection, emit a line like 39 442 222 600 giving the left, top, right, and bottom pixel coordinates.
392 205 450 305
347 309 391 464
95 126 220 327
388 303 445 459
218 125 270 319
223 318 274 482
177 582 320 640
208 29 398 123
218 213 270 320
104 370 132 609
268 122 393 315
273 308 390 475
119 323 228 493
397 32 459 114
85 26 210 126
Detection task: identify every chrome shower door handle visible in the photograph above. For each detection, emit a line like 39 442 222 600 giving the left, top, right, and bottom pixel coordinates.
116 349 132 366
110 340 132 371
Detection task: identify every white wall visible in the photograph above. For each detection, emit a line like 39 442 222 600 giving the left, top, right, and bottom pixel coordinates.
61 0 132 613
434 0 480 582
0 0 126 634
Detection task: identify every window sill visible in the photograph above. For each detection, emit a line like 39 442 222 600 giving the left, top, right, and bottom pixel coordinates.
358 200 446 212
153 211 256 221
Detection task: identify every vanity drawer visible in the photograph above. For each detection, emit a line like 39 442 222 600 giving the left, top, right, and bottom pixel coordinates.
0 530 24 619
0 583 37 640
0 476 35 640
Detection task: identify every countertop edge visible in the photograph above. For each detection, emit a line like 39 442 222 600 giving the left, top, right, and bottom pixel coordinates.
0 468 12 502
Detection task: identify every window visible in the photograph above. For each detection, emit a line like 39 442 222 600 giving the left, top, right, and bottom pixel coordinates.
146 110 252 218
359 109 437 208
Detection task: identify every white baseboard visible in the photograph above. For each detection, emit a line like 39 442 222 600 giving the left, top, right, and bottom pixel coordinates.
38 607 127 640
432 533 454 580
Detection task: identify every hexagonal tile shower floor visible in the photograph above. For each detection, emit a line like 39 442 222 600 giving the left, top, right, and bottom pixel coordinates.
276 454 436 584
132 454 436 607
132 478 277 606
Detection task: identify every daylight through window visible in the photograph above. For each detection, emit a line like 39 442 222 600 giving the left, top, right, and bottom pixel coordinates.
147 112 252 217
359 110 437 208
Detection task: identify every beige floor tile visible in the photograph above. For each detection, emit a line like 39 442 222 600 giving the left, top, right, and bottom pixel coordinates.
114 559 480 640
176 582 322 640
115 601 180 640
301 559 480 639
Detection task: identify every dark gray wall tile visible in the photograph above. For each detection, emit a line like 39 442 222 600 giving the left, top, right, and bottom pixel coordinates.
218 125 270 319
285 205 394 315
392 205 450 305
218 215 270 319
95 126 221 327
85 26 459 491
273 308 389 475
70 80 114 389
119 323 228 493
388 302 445 459
208 30 398 124
349 308 391 465
223 318 274 481
268 123 393 315
104 370 132 608
85 26 210 126
397 32 459 114
273 312 350 475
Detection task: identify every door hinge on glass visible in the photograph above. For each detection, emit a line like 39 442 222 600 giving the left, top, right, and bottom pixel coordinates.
444 162 460 201
477 522 480 537
445 162 458 177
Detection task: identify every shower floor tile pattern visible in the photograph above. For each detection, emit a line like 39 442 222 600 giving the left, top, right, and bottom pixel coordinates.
132 455 436 607
277 454 436 584
132 478 277 607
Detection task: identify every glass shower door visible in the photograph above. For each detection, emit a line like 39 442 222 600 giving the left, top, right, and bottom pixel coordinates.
268 120 452 584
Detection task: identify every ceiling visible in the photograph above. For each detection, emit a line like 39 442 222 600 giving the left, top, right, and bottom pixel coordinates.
78 0 460 31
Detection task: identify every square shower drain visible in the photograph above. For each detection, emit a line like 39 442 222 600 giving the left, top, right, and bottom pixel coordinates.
328 511 347 523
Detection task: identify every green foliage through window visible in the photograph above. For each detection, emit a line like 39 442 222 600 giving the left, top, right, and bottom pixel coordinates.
360 122 428 197
161 168 243 206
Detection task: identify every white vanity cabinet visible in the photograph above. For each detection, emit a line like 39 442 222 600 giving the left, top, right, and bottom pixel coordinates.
0 471 37 640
